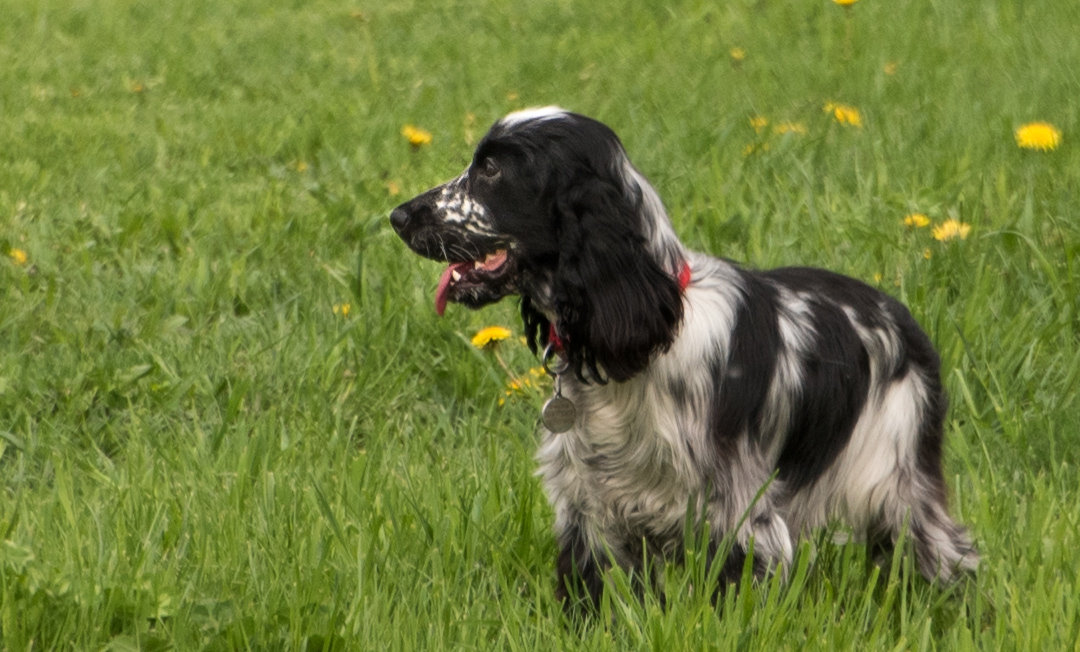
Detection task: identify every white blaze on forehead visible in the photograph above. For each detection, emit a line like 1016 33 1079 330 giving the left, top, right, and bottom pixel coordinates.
499 105 568 127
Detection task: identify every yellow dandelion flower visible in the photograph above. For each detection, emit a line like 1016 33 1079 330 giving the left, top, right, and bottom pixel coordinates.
883 61 899 76
903 213 930 228
749 115 769 133
824 102 862 128
833 0 859 5
873 272 884 284
471 326 512 349
9 248 28 265
1014 122 1062 151
773 122 807 135
730 47 747 63
295 160 308 172
501 371 542 402
931 219 972 242
332 303 352 317
401 124 433 147
742 142 771 157
385 180 401 196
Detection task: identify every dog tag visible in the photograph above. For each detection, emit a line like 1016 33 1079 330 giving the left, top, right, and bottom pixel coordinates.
540 343 576 433
541 371 576 433
542 395 576 433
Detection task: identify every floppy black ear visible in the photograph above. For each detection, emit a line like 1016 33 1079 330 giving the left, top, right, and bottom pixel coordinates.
552 180 683 382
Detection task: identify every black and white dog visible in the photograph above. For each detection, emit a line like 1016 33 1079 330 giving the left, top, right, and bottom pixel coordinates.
390 107 978 606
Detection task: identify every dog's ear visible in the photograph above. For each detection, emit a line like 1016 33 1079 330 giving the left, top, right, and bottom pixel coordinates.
552 180 683 382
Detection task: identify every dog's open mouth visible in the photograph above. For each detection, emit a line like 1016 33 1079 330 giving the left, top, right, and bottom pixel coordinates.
434 248 515 316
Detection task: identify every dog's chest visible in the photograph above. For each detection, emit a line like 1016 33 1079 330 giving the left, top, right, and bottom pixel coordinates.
537 376 706 537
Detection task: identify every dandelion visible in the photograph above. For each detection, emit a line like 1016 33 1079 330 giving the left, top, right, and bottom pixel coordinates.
883 61 899 76
499 375 531 405
401 124 433 148
773 122 807 135
742 142 771 157
824 102 862 127
471 326 512 349
385 180 401 196
8 248 28 265
507 376 533 392
332 303 352 317
903 213 930 228
498 367 551 406
833 0 859 5
931 219 972 242
472 326 525 404
1014 122 1062 151
749 115 769 133
730 47 747 64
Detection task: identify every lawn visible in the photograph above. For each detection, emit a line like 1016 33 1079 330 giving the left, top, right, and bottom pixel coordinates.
2 0 1079 648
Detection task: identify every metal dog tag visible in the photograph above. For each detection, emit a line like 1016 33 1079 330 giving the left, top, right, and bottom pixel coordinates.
542 395 576 433
541 371 576 433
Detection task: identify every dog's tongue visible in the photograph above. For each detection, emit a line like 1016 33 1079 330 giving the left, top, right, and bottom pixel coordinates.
435 262 472 316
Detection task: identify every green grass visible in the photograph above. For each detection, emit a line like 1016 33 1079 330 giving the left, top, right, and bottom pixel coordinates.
2 0 1079 648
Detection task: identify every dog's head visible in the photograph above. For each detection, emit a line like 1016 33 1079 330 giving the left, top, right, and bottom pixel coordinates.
390 107 686 381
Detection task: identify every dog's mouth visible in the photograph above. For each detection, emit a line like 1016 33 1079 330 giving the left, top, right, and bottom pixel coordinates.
434 248 516 316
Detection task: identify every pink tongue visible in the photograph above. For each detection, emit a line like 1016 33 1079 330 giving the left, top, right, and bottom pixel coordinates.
435 262 472 316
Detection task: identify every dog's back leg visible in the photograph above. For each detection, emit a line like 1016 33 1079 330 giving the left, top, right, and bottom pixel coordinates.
872 378 980 582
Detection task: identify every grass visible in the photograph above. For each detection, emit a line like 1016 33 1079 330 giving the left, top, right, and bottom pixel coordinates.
2 0 1079 648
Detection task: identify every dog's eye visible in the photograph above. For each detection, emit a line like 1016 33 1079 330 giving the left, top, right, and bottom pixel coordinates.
476 157 501 180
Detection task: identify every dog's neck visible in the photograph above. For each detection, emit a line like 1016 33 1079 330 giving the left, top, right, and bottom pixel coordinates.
545 260 692 354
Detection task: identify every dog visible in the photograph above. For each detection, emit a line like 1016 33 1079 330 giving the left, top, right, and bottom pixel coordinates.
390 107 978 606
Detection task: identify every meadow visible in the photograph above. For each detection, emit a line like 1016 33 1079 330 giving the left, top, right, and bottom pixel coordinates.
2 0 1079 648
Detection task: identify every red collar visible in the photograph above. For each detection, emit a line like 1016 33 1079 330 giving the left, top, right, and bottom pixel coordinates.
547 261 691 353
676 260 692 291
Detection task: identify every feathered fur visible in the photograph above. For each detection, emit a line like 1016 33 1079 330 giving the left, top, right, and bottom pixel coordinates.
390 107 978 607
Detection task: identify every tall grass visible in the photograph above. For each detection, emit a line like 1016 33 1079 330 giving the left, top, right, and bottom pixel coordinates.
2 0 1078 648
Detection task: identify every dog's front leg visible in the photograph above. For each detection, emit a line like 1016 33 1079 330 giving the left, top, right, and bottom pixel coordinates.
704 488 796 595
554 515 610 610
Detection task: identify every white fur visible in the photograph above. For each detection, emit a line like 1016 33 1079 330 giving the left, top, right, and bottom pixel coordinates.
500 105 568 127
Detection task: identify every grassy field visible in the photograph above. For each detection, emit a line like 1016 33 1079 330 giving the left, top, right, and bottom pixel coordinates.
2 0 1079 648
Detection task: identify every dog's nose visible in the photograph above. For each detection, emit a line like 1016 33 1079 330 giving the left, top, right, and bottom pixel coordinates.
389 206 411 235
